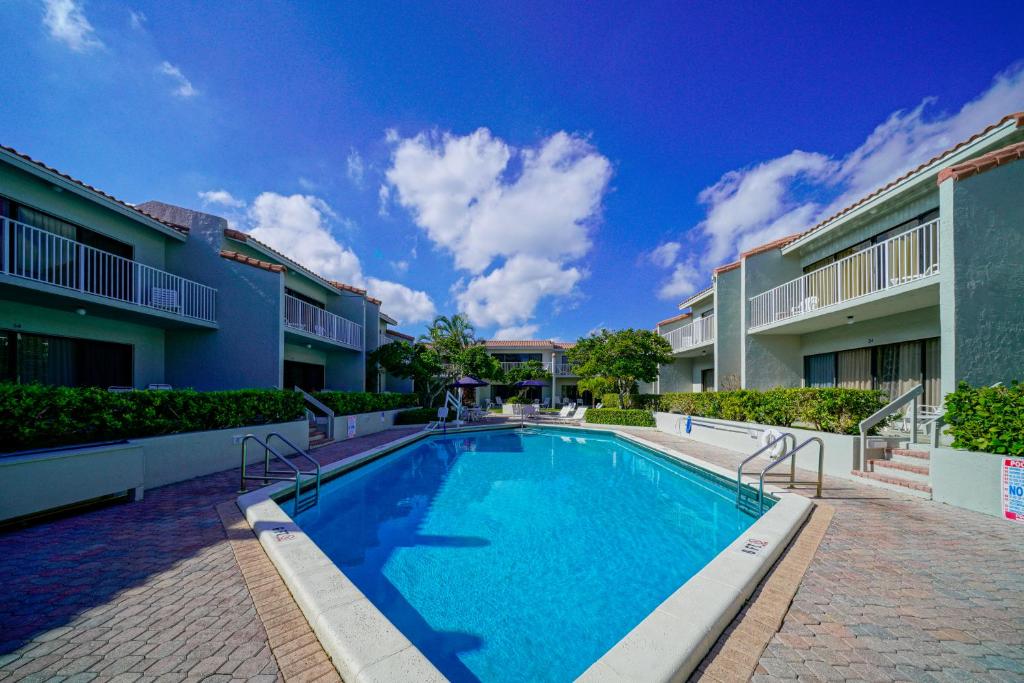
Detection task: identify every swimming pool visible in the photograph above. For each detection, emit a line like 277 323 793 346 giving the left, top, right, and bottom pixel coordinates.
290 427 759 681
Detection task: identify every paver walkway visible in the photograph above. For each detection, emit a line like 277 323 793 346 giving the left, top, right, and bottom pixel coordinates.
2 423 1022 682
0 427 421 682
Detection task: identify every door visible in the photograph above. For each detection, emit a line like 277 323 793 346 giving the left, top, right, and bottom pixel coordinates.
700 368 715 392
284 360 325 392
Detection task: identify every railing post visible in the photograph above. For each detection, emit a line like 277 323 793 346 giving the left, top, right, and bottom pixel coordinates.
77 243 85 291
0 218 7 274
911 396 918 443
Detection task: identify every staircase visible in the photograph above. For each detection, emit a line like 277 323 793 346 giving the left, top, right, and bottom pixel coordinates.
852 448 931 497
308 422 333 450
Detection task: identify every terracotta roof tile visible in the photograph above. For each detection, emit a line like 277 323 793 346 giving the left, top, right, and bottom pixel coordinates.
366 296 382 306
938 140 1024 183
0 144 190 235
223 227 249 241
484 339 575 349
740 232 803 258
219 250 286 273
713 260 741 275
795 111 1024 244
385 330 415 342
328 280 368 296
657 312 692 327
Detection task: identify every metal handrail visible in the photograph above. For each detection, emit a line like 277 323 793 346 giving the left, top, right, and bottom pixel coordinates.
858 384 923 469
294 386 335 440
266 432 321 506
735 432 797 506
759 436 824 514
239 434 319 515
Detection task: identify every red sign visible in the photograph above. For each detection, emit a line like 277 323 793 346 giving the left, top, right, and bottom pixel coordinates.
1002 458 1024 524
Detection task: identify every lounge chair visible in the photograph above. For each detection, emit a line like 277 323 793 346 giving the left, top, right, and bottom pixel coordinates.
556 406 587 423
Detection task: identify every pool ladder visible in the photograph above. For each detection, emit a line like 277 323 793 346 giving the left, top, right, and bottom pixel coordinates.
239 433 322 515
735 433 824 515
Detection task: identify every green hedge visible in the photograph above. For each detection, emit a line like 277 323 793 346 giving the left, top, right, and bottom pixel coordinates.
0 384 306 453
313 391 418 416
945 382 1024 455
394 408 439 425
658 388 889 435
584 408 656 427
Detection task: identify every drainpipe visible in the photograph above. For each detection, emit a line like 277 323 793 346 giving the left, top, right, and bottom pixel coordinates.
361 297 367 392
551 350 556 406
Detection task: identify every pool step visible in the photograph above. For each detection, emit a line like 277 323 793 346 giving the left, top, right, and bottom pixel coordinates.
308 424 333 450
853 447 932 497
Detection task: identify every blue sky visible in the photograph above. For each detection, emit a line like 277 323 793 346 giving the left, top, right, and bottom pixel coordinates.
2 1 1023 339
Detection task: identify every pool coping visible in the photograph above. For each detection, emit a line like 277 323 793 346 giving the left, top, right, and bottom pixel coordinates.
236 423 813 682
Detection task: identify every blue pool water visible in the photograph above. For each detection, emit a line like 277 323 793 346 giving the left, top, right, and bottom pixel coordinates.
294 427 756 682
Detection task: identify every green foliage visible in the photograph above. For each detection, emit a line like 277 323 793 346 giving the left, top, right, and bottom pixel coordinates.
945 381 1024 455
502 359 551 385
568 328 675 407
394 408 440 425
658 387 889 435
578 376 614 404
0 384 306 453
314 391 418 416
601 392 623 408
632 394 662 411
450 344 503 382
505 396 526 404
584 408 656 427
367 340 447 407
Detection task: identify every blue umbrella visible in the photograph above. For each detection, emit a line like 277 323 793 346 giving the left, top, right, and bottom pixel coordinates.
513 379 548 387
450 376 489 388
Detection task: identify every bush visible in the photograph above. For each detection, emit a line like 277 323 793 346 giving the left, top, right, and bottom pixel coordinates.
313 391 418 416
945 381 1024 455
584 408 656 427
394 407 440 425
601 393 623 408
658 387 889 435
632 394 662 411
0 384 306 453
505 396 525 404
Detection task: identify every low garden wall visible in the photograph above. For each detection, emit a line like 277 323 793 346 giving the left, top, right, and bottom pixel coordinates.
653 412 867 479
930 448 1004 517
330 409 405 440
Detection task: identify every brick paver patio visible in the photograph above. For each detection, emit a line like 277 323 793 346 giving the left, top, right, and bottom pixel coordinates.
2 423 1022 682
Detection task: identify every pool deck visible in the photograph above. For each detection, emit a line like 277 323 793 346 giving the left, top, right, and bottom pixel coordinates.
2 422 1023 682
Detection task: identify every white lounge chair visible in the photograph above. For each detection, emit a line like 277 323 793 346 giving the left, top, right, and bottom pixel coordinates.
557 406 587 423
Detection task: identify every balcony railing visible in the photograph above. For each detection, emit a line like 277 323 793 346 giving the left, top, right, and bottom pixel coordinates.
284 294 362 350
662 314 715 353
497 360 576 376
748 219 940 330
1 217 217 323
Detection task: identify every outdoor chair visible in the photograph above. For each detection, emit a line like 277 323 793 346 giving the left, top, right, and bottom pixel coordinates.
150 287 181 313
146 383 173 390
556 406 588 423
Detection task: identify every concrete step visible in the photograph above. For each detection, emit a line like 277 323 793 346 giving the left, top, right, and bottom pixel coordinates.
851 470 932 497
308 437 333 450
889 448 930 460
870 459 930 483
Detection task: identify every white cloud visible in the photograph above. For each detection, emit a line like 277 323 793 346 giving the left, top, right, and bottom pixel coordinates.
245 192 436 324
386 128 611 333
198 189 244 208
649 241 681 268
43 0 103 52
377 184 390 217
654 63 1024 301
346 149 364 188
158 61 198 98
129 9 146 30
494 324 540 339
390 260 409 274
455 255 582 330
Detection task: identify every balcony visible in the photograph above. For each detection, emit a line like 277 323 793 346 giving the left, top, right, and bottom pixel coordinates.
749 220 940 333
1 217 216 324
662 314 715 354
284 294 362 350
496 360 576 377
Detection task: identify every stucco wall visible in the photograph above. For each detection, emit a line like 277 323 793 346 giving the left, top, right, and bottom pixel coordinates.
0 299 166 387
800 306 940 357
659 356 693 392
943 162 1024 393
741 250 804 389
930 448 1004 518
157 205 284 390
715 268 742 390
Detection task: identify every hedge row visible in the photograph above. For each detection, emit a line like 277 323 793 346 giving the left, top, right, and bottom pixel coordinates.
314 391 418 416
584 408 656 427
0 384 306 453
658 388 889 435
394 408 439 425
945 382 1024 455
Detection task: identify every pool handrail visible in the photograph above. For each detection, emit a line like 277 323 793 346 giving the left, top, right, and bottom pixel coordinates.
758 436 824 514
735 432 797 507
239 433 321 514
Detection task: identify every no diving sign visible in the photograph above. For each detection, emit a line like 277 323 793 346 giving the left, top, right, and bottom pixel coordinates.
1003 458 1024 524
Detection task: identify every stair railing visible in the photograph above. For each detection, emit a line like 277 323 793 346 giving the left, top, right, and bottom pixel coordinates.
858 384 923 470
238 433 321 514
735 432 797 507
294 386 335 440
758 436 824 514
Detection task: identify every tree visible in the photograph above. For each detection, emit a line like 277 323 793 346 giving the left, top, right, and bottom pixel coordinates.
567 328 674 408
502 359 552 385
367 340 447 407
449 345 503 382
577 376 613 406
421 314 477 358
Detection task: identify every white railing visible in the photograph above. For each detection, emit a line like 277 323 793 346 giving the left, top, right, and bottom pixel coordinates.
662 314 715 353
552 363 576 376
749 219 940 329
284 294 362 350
499 361 539 373
1 217 216 323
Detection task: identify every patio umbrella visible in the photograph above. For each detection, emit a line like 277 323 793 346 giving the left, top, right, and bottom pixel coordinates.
513 379 547 388
450 376 489 388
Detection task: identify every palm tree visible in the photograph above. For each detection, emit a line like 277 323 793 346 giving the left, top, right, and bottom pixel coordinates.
421 313 478 351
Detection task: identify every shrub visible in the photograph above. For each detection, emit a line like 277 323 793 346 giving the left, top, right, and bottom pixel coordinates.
601 393 623 408
0 384 306 453
394 407 440 425
945 381 1024 455
505 396 525 404
584 408 656 427
658 387 888 435
632 394 662 411
314 391 418 416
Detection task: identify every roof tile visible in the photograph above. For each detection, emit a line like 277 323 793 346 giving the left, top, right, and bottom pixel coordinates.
219 250 287 273
657 312 692 327
937 140 1024 183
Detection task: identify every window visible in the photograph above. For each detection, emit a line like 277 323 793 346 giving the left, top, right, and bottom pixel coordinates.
0 331 132 388
284 360 325 392
492 353 543 363
802 337 940 403
802 209 939 275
